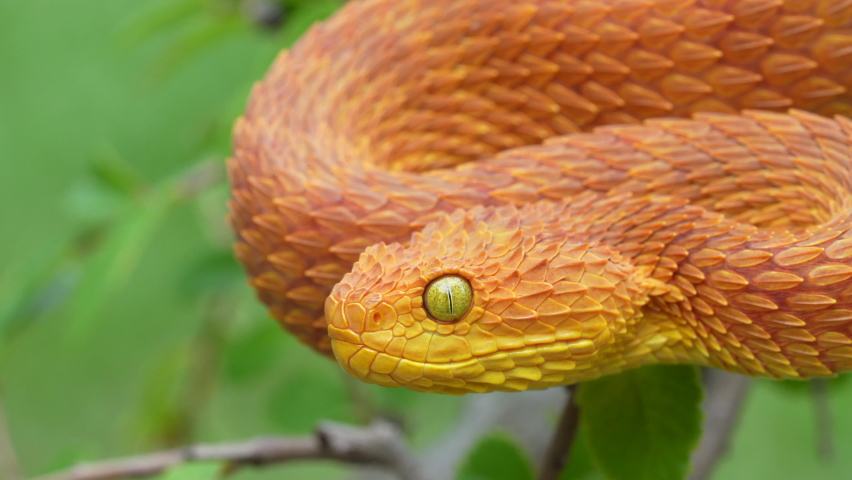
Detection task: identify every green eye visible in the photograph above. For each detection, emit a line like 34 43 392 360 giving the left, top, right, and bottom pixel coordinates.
424 275 473 322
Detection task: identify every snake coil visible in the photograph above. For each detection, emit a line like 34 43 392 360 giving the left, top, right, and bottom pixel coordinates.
230 0 852 394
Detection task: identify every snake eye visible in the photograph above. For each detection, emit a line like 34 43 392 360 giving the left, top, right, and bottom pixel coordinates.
424 275 473 322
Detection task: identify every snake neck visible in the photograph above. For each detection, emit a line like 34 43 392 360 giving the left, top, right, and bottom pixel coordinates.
612 191 852 379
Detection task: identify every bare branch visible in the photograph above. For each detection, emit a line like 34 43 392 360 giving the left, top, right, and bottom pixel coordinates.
538 385 580 480
689 370 751 480
32 419 422 480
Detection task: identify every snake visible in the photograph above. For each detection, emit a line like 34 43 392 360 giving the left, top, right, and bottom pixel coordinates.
229 0 852 394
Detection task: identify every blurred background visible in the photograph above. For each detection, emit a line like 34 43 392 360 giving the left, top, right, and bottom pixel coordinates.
0 1 851 479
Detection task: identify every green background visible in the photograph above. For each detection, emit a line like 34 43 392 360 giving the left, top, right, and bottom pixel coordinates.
0 1 850 479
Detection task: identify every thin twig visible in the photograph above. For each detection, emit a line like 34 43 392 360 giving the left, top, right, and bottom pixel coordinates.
173 157 225 200
32 419 422 480
162 294 234 445
341 373 379 424
810 379 834 461
689 369 751 480
0 393 23 480
538 385 580 480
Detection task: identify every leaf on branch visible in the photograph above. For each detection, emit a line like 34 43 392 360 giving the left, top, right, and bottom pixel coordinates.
457 432 534 480
577 365 704 480
558 429 606 480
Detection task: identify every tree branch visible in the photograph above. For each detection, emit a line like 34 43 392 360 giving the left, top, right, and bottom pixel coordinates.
689 370 751 480
32 419 422 480
538 385 580 480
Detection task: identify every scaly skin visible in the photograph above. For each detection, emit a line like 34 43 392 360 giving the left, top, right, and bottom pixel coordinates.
229 0 852 394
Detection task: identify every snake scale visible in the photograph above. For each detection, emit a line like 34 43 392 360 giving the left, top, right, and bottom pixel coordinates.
229 0 852 394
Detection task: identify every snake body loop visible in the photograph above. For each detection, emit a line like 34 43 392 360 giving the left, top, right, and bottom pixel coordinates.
230 0 852 394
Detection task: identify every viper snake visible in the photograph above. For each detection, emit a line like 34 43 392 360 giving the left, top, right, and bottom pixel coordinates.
229 0 852 394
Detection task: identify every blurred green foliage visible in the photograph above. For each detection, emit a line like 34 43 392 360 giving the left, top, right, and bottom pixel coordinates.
1 1 851 479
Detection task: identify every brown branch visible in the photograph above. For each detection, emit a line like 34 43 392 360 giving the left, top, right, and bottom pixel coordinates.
689 369 751 480
538 385 580 480
32 419 422 480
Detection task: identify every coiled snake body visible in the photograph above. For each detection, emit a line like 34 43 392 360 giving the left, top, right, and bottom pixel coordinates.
230 0 852 394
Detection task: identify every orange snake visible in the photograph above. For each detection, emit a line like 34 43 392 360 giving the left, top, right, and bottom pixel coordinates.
229 0 852 394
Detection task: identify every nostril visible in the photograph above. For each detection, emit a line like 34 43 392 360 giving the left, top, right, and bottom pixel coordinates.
372 312 381 323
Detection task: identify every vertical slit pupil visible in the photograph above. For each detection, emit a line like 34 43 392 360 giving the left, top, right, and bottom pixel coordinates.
424 274 472 322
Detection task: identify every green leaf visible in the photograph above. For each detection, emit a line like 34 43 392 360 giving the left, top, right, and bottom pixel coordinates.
118 0 207 48
66 184 177 342
279 1 342 46
154 461 221 480
150 16 243 81
66 178 131 224
179 251 244 296
457 432 534 480
89 144 146 197
266 360 355 433
223 320 285 383
558 428 607 480
66 143 146 225
132 344 191 441
0 239 70 345
577 365 703 480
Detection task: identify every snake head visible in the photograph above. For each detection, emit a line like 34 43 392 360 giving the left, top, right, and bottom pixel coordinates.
325 201 653 394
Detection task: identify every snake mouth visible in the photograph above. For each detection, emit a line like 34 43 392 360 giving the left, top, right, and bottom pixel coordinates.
328 328 623 394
